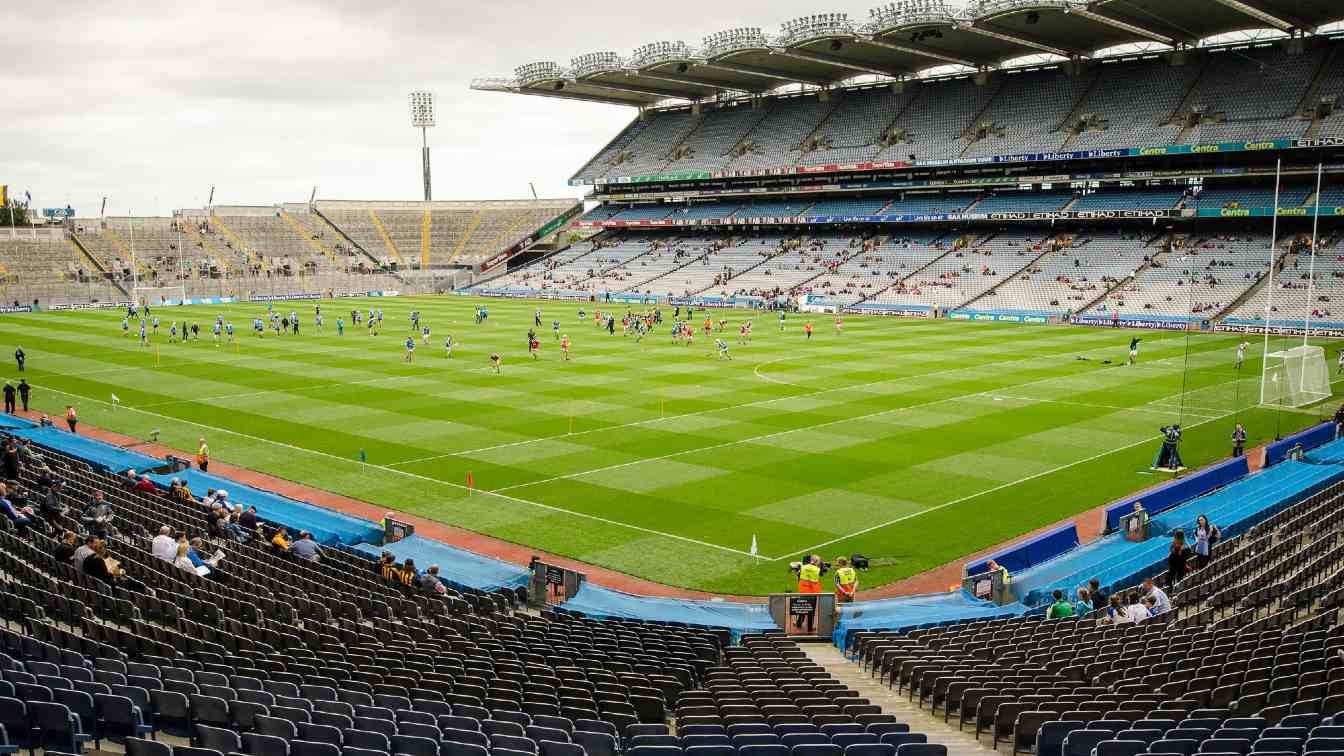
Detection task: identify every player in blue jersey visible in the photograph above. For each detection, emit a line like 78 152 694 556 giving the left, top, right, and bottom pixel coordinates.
421 323 431 344
168 322 178 343
404 335 415 363
552 319 560 340
212 321 221 346
121 317 130 337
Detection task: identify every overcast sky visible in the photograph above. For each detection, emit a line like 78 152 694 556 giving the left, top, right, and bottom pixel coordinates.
3 0 889 218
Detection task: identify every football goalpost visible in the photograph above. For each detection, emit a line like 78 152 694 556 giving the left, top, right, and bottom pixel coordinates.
1258 159 1330 409
133 285 187 307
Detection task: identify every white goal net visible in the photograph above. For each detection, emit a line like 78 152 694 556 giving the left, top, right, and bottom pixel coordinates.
1261 344 1331 408
133 285 187 307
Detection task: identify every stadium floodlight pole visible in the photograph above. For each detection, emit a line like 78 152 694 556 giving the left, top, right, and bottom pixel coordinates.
410 91 435 202
1260 157 1282 408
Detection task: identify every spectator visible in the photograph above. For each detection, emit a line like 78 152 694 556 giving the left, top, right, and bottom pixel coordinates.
169 479 194 505
378 550 399 582
1142 577 1171 615
1105 594 1130 624
271 526 291 552
73 534 98 574
289 531 322 562
1168 529 1192 587
82 491 114 538
1088 578 1107 611
985 558 1011 586
398 558 418 587
189 536 222 573
15 438 40 468
172 543 196 573
151 526 176 562
0 482 40 535
237 505 261 540
84 538 124 586
133 475 157 495
1075 587 1092 616
418 564 447 595
1 438 17 480
1193 514 1219 569
1141 595 1159 619
1125 590 1150 623
53 530 77 564
1046 589 1075 619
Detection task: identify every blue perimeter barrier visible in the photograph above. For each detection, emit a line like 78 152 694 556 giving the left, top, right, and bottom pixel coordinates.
965 522 1078 577
1012 454 1344 606
146 468 381 547
561 584 776 640
1102 455 1249 532
14 426 163 473
1265 422 1335 467
355 536 529 593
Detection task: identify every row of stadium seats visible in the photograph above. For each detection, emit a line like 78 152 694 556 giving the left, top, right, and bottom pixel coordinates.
572 43 1341 184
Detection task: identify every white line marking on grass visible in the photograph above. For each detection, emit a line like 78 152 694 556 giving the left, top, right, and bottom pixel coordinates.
490 343 1211 496
24 384 771 562
782 373 1344 560
988 394 1221 420
392 333 1191 467
752 356 803 387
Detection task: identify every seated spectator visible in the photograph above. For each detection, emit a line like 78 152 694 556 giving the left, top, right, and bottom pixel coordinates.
151 525 176 562
1141 594 1159 618
122 469 139 490
0 482 41 535
133 474 158 495
237 505 260 537
378 550 400 582
84 538 125 586
172 543 197 573
1075 587 1092 616
1125 591 1150 623
418 564 447 595
1089 578 1107 611
1142 576 1171 615
169 479 194 505
1046 589 1075 619
82 491 114 538
289 531 322 562
38 476 65 518
271 526 291 552
190 536 222 572
398 558 418 587
53 530 77 564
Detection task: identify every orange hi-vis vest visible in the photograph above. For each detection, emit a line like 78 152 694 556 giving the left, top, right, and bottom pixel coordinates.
798 563 822 593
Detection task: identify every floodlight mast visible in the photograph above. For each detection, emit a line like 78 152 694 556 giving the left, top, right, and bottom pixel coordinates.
409 91 435 201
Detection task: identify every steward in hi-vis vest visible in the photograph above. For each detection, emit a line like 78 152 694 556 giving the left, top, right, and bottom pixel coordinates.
834 556 858 603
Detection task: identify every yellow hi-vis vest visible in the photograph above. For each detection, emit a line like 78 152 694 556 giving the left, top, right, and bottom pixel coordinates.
835 566 857 588
798 563 822 592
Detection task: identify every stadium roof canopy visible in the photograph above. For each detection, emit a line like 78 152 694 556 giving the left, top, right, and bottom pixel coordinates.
471 0 1344 107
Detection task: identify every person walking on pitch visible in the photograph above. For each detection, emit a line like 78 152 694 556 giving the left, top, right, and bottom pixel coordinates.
13 347 23 373
404 336 415 363
1236 341 1247 369
1128 336 1142 365
444 334 453 359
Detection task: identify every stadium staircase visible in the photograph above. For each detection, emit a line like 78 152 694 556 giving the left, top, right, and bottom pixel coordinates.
367 209 405 266
447 211 483 266
1073 236 1166 316
794 99 844 158
852 231 958 304
802 644 993 756
1164 60 1210 142
954 232 1064 311
66 236 129 298
1295 45 1339 135
1211 249 1297 323
280 210 338 266
180 219 236 277
873 89 925 162
1054 75 1104 151
309 205 397 276
955 80 1009 159
101 229 149 280
611 239 727 294
421 208 431 269
688 237 793 295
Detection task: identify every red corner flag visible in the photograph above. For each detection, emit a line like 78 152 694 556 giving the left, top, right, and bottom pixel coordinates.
467 472 474 490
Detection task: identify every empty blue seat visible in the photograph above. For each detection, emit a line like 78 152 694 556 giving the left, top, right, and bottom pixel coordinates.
1065 730 1112 756
1038 721 1088 756
1095 740 1147 756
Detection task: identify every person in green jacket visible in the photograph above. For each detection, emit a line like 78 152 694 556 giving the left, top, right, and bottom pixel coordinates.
1047 588 1075 619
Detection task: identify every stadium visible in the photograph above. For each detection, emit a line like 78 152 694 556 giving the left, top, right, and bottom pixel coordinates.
3 1 1344 755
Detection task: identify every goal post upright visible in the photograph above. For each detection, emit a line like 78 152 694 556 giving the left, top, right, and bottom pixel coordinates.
1260 157 1282 407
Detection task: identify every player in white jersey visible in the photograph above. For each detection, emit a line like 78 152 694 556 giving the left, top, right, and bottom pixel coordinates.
212 321 221 345
1236 341 1248 369
444 334 453 359
225 322 234 342
139 321 148 346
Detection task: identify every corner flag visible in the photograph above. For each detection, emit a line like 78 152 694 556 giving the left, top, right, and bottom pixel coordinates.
750 534 758 557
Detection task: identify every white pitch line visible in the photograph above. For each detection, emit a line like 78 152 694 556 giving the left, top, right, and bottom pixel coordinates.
490 339 1218 495
752 355 805 387
391 332 1193 467
988 394 1222 420
781 373 1344 560
22 384 771 562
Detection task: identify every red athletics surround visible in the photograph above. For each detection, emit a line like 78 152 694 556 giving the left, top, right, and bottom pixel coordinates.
10 408 1267 603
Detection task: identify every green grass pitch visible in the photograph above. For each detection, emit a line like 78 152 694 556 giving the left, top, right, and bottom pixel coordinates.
0 296 1334 596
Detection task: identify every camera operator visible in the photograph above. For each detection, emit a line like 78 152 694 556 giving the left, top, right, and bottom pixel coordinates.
794 555 825 632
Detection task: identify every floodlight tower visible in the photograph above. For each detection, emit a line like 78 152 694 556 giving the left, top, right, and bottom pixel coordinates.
409 91 435 201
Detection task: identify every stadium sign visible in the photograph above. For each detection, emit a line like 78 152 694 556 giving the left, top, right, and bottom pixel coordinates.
987 209 1172 221
48 301 134 311
1195 206 1344 218
843 304 931 317
579 136 1306 186
0 305 33 314
1215 321 1344 338
249 292 322 302
479 204 584 273
42 207 76 219
1071 315 1193 331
